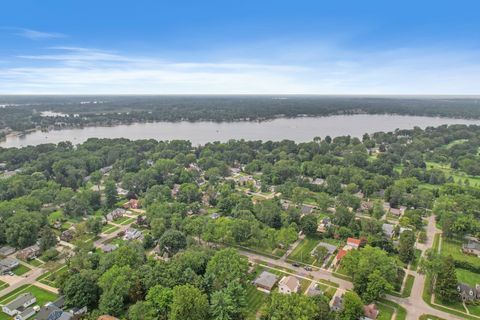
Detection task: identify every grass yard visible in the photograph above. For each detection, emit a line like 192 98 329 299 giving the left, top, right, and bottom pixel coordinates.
0 284 58 320
466 304 480 317
378 299 407 320
113 216 131 224
28 259 44 267
12 264 31 276
103 225 120 234
402 275 415 298
120 217 136 225
37 265 67 288
286 237 321 265
441 237 480 269
0 280 7 290
456 268 480 287
377 302 395 320
245 284 266 320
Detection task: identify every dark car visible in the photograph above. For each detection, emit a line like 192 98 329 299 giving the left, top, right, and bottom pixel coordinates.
292 262 300 267
304 266 312 271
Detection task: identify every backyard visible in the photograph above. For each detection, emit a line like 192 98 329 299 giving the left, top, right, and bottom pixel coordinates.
0 285 58 320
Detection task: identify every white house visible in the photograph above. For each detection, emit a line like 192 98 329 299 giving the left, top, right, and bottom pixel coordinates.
2 293 36 316
278 276 300 294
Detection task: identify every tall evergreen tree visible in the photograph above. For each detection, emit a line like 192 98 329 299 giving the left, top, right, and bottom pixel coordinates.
435 256 459 302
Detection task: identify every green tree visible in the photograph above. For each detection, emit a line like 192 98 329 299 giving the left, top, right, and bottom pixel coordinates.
398 230 415 263
158 230 187 257
5 211 43 248
300 215 317 236
86 217 103 235
169 284 209 320
205 248 249 291
146 285 173 320
338 292 363 320
105 179 118 208
39 227 58 252
435 256 459 302
62 272 100 309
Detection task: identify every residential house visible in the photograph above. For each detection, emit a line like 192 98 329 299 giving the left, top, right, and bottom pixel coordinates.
2 293 36 316
0 257 19 274
16 245 40 261
317 217 332 233
382 223 395 239
361 303 379 320
281 200 290 211
0 245 16 257
300 205 314 215
458 283 480 302
60 230 74 242
101 244 118 253
463 240 480 256
311 242 337 261
253 271 278 293
346 237 362 249
312 178 325 186
360 201 373 212
332 249 348 267
99 166 113 175
14 306 35 320
136 215 148 226
390 206 406 217
278 276 300 294
116 186 128 197
123 228 144 241
105 208 125 222
123 199 140 210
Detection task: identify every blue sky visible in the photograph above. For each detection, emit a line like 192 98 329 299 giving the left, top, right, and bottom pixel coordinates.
0 0 479 94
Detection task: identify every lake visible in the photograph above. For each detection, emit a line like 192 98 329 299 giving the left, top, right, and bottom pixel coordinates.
2 114 480 148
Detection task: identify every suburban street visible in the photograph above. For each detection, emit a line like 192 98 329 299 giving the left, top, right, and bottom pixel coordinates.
241 214 470 320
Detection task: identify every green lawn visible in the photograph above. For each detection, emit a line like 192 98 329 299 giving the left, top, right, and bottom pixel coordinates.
377 302 395 320
12 264 31 276
120 217 136 225
425 161 480 185
466 304 480 317
113 216 131 224
28 259 44 267
37 265 68 288
441 237 480 269
103 225 120 234
0 285 58 320
378 299 407 320
245 284 266 320
456 268 480 287
402 275 415 298
286 237 321 265
0 280 7 290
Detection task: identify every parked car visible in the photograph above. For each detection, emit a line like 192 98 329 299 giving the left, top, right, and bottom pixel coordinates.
292 262 300 267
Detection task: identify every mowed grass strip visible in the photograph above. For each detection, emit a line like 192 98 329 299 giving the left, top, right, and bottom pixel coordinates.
245 284 266 320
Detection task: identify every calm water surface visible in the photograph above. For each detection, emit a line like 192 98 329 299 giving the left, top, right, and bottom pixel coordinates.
2 115 480 148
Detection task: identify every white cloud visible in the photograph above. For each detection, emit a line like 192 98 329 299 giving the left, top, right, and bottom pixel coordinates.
14 28 65 40
1 45 480 94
